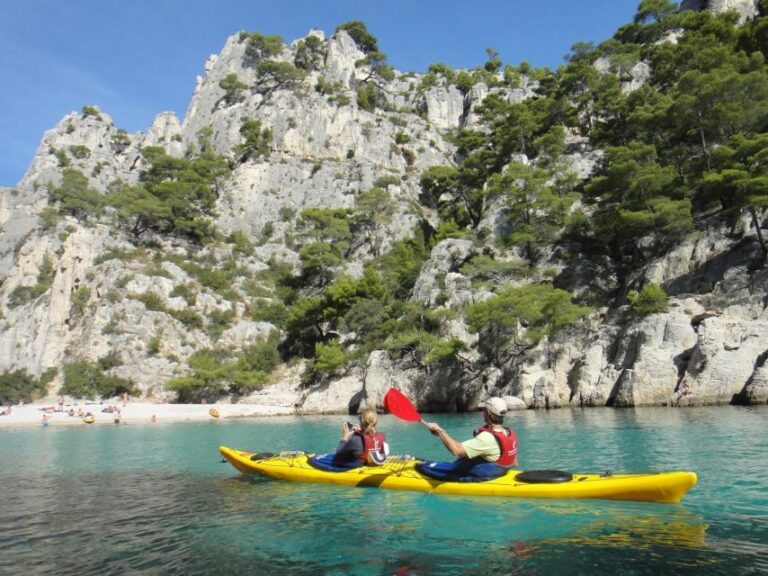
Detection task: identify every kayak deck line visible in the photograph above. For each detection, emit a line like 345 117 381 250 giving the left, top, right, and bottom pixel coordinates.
219 446 697 503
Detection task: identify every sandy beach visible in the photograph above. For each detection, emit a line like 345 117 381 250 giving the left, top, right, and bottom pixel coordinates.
0 399 293 428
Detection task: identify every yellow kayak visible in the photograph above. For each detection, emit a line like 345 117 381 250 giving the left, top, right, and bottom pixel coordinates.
219 446 697 503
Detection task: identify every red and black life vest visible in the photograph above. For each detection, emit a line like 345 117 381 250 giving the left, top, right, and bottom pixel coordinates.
474 425 518 466
355 431 387 465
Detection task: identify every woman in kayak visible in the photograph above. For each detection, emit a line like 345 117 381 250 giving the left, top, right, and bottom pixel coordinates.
334 407 389 466
421 397 517 480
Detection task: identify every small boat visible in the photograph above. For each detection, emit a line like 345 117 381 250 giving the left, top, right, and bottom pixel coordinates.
219 446 697 504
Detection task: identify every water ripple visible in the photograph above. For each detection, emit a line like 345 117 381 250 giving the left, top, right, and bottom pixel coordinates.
0 406 766 575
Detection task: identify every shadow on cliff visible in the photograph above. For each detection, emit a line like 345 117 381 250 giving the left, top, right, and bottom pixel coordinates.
666 237 763 297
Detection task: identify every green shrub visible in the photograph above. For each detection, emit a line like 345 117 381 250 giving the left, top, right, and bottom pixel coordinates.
68 145 90 159
70 286 91 317
169 283 197 305
81 105 101 118
335 21 378 53
229 230 254 255
111 129 131 153
145 266 173 279
383 329 442 366
109 146 228 244
294 35 324 70
466 284 591 366
627 284 669 315
166 345 276 402
235 119 272 161
455 70 475 94
250 299 288 327
374 175 399 188
170 308 204 329
219 73 248 104
207 307 235 338
97 352 123 370
39 207 59 230
49 168 104 221
279 206 295 221
148 333 162 355
241 32 284 62
195 267 233 292
52 147 70 167
255 61 306 91
229 332 281 395
94 247 140 265
315 77 335 95
260 222 274 244
329 93 351 106
104 290 123 305
114 274 133 289
0 369 55 404
133 291 166 312
239 332 280 374
61 359 136 399
305 341 347 384
356 83 377 112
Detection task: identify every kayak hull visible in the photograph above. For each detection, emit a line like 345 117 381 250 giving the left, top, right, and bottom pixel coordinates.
219 446 697 503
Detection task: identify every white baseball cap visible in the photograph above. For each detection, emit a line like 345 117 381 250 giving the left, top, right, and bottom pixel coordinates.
480 397 508 417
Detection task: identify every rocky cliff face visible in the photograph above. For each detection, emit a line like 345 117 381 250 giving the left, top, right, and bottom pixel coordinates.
681 0 760 23
0 28 496 410
1 20 766 413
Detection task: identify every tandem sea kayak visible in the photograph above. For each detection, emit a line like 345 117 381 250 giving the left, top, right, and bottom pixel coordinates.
219 446 697 503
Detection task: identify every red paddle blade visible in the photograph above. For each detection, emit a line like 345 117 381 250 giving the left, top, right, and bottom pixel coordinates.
383 388 422 422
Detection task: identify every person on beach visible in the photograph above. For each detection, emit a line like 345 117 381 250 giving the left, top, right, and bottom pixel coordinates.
334 408 389 466
420 397 518 480
58 396 64 412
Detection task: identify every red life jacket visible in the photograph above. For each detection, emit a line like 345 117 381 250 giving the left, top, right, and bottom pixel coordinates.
355 431 387 465
474 425 518 466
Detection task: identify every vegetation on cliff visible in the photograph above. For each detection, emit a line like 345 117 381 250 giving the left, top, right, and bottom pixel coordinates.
3 3 768 404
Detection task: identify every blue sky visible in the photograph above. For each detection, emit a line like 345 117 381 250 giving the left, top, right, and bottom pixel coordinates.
0 0 640 186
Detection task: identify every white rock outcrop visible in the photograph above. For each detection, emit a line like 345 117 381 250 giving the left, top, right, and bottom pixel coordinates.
681 0 759 23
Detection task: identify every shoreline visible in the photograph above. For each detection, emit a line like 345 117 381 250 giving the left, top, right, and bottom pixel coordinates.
2 399 755 429
0 400 296 428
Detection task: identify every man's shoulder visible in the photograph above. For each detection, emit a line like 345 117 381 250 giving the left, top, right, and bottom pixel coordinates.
465 430 496 446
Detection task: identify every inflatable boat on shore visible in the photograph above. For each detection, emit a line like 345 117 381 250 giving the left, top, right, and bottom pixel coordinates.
219 446 697 503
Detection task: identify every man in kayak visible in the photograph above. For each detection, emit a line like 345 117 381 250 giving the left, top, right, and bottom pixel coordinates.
420 397 518 480
334 407 389 466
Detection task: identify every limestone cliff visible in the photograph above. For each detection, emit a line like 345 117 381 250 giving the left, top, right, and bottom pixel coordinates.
1 16 766 413
680 0 760 23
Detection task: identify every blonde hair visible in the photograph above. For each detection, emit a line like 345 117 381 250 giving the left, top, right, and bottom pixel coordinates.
359 408 378 436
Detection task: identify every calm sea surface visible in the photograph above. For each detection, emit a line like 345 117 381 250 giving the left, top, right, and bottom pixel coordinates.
0 406 766 575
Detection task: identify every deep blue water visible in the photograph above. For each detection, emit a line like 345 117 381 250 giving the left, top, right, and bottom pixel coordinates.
0 406 766 575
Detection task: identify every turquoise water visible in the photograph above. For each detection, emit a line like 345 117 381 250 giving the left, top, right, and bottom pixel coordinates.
1 406 766 575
